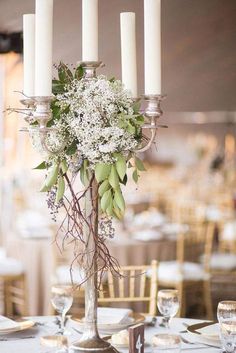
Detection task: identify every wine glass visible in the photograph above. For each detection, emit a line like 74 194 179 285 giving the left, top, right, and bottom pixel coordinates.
217 301 236 352
51 285 73 335
217 301 236 323
157 290 179 329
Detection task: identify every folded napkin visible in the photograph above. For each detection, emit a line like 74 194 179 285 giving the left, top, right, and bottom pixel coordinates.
196 323 219 339
0 316 19 330
97 308 132 325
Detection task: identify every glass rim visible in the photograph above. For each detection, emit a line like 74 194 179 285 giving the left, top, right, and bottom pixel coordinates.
218 301 236 308
51 285 74 295
158 289 179 298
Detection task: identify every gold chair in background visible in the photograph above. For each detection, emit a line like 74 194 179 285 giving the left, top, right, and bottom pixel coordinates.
98 260 158 315
1 273 27 316
157 222 214 319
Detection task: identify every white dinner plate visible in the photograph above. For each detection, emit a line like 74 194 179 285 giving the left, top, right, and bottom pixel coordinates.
71 312 145 333
0 320 35 335
187 321 220 342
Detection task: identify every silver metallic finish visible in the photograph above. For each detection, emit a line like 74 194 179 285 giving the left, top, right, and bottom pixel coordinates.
134 94 166 153
70 62 118 353
32 96 53 128
78 61 104 79
143 94 166 119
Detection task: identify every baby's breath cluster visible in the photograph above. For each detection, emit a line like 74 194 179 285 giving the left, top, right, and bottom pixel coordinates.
56 76 139 165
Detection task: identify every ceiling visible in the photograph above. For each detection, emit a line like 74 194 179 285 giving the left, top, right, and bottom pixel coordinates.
0 0 236 112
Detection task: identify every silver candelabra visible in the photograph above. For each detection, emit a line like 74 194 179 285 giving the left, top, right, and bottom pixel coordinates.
18 61 166 353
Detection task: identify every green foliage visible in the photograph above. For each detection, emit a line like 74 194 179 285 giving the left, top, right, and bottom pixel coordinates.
101 189 112 212
115 153 127 181
135 157 146 171
80 160 89 186
56 176 65 203
132 169 139 183
74 65 84 80
66 141 77 156
95 163 111 182
58 62 73 83
114 187 125 213
60 159 68 174
98 180 110 197
33 161 47 170
108 165 119 189
45 163 59 188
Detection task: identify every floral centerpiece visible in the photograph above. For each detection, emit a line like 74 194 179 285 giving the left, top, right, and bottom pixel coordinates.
27 62 146 286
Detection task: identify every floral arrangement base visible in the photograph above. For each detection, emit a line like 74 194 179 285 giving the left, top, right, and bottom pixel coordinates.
70 336 119 353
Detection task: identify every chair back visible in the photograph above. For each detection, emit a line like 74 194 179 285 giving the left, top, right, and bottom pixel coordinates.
176 221 215 273
98 260 158 315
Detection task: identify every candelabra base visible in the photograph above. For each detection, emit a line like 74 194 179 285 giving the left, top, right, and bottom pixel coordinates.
70 337 119 353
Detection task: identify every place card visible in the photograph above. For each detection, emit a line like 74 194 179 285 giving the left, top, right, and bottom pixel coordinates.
129 323 144 353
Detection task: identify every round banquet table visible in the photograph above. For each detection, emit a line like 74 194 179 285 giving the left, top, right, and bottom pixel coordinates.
108 236 176 266
0 316 220 353
6 236 53 316
5 232 176 315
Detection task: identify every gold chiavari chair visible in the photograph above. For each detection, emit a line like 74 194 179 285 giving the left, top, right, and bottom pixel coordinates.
98 260 158 316
1 273 27 316
207 221 236 275
157 222 214 319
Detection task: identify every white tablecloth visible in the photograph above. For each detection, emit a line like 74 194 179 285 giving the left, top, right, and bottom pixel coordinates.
0 316 220 353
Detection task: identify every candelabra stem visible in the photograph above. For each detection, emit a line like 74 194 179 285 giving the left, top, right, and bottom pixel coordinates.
71 61 118 353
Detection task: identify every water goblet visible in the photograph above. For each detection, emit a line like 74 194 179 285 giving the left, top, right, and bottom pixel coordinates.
217 301 236 323
217 301 236 352
51 285 73 335
157 290 179 329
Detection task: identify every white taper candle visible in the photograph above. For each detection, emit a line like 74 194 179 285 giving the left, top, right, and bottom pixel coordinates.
23 14 35 97
144 0 161 95
120 12 137 98
82 0 98 61
35 0 53 96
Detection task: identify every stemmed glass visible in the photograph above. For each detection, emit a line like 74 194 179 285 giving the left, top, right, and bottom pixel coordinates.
51 285 73 335
157 290 179 329
217 301 236 353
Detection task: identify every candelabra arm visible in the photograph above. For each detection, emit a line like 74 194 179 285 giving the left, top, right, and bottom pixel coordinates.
134 94 166 153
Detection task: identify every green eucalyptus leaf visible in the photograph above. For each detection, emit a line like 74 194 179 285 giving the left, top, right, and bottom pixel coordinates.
133 100 141 114
66 141 77 156
33 161 47 170
115 155 126 181
106 199 113 217
40 182 51 192
120 174 127 185
52 80 65 94
74 65 84 80
114 188 125 212
95 163 111 182
80 160 89 186
98 180 110 197
45 164 59 188
127 121 136 134
58 62 73 82
108 165 119 189
56 176 65 203
101 189 112 212
135 157 146 171
60 160 68 174
132 169 139 183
